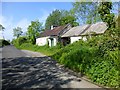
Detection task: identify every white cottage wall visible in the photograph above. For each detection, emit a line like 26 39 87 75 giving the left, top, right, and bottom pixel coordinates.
36 37 49 46
70 36 82 43
53 38 57 46
70 36 88 43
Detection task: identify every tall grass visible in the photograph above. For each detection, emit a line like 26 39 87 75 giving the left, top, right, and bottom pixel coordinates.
19 43 62 56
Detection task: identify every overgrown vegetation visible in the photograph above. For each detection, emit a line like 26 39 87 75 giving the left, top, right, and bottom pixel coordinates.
12 36 62 55
0 39 10 47
14 33 119 88
52 36 119 88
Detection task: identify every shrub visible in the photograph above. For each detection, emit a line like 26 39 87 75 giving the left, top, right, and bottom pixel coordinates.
17 37 28 46
0 39 10 47
52 39 119 88
12 37 29 48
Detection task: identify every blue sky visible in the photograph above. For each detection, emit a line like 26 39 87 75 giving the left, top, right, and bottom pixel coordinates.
0 2 119 41
1 2 73 40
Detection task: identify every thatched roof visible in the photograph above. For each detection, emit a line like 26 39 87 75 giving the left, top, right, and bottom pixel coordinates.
62 22 108 37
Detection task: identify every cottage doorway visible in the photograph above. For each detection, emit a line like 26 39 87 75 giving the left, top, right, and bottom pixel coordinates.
51 38 54 47
61 37 70 46
49 38 54 47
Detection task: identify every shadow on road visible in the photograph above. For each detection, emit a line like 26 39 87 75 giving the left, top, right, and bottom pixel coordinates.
2 56 81 89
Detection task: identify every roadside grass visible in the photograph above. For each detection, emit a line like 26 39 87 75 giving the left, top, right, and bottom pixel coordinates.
18 43 62 56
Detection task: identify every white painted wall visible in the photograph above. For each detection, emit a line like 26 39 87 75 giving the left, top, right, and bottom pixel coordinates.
70 36 82 43
70 36 87 43
53 38 57 46
82 36 87 41
36 37 49 46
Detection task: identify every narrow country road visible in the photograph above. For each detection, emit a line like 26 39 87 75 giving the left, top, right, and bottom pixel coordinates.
1 45 105 89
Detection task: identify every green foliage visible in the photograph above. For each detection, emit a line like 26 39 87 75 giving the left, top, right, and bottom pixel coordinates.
45 9 79 29
12 36 28 48
13 27 23 38
52 36 119 88
72 2 101 24
16 42 62 56
98 2 115 30
0 39 10 47
45 9 62 29
27 20 43 44
60 15 79 27
98 37 119 57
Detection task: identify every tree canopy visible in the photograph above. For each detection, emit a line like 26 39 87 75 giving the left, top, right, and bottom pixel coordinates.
71 1 101 24
98 2 115 29
0 24 5 31
45 9 62 30
45 9 79 30
60 15 79 27
13 27 23 38
27 20 43 44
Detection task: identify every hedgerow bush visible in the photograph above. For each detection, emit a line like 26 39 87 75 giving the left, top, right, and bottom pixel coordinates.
12 36 29 48
52 38 119 88
0 39 10 47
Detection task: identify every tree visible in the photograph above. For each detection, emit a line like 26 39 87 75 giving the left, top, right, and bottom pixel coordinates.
0 24 5 39
116 15 120 28
98 1 115 28
27 20 43 44
13 27 23 38
45 9 62 30
0 24 5 31
71 1 101 24
45 9 79 29
60 15 79 27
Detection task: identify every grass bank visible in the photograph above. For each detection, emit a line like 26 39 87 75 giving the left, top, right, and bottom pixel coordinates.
18 43 62 56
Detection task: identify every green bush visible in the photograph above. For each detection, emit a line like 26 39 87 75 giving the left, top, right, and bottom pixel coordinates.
0 39 10 47
52 39 119 88
17 37 28 45
88 50 119 87
12 36 29 48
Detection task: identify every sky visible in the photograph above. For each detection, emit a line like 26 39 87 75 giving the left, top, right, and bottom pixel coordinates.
0 1 119 41
0 2 73 41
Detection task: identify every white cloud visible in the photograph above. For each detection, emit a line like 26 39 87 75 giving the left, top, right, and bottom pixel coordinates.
0 16 14 40
0 15 13 27
0 8 54 41
16 18 30 32
0 15 30 41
